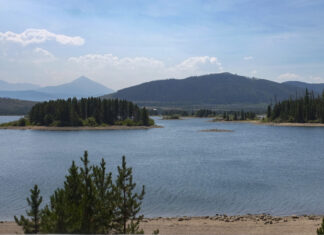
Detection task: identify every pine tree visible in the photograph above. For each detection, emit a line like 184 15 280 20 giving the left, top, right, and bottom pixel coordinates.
80 151 95 233
141 107 149 126
63 161 83 233
14 185 43 234
92 159 114 233
234 112 238 121
17 152 147 234
41 161 83 233
267 105 272 118
113 156 145 234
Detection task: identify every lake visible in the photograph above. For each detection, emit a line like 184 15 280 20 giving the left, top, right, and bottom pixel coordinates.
1 116 324 220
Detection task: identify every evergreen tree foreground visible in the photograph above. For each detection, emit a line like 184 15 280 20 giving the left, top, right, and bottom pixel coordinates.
14 151 147 234
14 185 42 234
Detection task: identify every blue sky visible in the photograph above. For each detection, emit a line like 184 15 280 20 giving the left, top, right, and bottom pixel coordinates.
0 0 324 89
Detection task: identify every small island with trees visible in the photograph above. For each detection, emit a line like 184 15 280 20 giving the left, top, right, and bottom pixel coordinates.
0 97 157 130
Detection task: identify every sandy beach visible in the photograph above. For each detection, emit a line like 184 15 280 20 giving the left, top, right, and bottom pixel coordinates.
0 215 322 234
0 125 162 131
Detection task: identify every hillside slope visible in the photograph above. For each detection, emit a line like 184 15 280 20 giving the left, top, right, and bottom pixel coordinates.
283 81 324 94
0 90 56 101
0 98 37 115
104 73 304 107
0 80 40 91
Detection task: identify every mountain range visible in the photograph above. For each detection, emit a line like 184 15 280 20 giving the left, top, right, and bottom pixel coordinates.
0 76 114 101
0 80 40 91
2 73 324 114
104 73 321 109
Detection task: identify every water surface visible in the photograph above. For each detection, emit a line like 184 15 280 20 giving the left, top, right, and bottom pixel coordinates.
1 116 324 220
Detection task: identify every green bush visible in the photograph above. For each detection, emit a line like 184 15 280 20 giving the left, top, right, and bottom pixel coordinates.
162 114 180 120
17 118 26 126
317 218 324 234
83 117 97 127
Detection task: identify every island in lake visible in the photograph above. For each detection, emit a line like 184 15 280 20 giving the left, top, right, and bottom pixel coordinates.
0 97 156 130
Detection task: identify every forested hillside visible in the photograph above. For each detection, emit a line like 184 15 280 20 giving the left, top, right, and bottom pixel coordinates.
267 90 324 123
104 73 305 107
0 98 37 115
283 81 324 94
28 97 152 126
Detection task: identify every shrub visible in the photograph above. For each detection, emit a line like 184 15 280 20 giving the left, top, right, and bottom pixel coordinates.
17 118 26 126
83 117 97 127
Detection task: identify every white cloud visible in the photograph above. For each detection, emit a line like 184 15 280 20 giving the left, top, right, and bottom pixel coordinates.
269 33 297 42
251 70 257 75
0 48 223 88
68 54 222 74
32 47 56 63
0 28 84 46
67 54 223 89
276 73 324 83
308 76 324 83
277 72 300 81
68 54 164 69
174 56 223 72
34 47 54 57
243 56 253 61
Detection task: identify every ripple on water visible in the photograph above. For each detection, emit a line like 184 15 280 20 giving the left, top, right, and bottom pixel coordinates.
1 117 324 219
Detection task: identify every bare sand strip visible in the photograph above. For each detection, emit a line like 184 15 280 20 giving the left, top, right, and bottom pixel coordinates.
0 125 162 131
141 215 322 235
1 215 322 235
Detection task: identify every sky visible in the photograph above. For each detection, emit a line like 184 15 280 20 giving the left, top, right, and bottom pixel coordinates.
0 0 324 90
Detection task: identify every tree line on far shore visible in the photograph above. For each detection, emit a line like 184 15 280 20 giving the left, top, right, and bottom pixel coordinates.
221 110 256 121
149 108 257 120
195 109 256 120
267 90 324 123
14 151 157 234
26 97 153 127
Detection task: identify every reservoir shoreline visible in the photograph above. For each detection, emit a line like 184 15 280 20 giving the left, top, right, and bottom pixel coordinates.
213 120 324 127
1 214 322 235
0 125 162 131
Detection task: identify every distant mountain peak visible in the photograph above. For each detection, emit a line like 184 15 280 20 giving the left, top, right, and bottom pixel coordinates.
73 76 92 83
36 76 114 98
0 76 114 101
